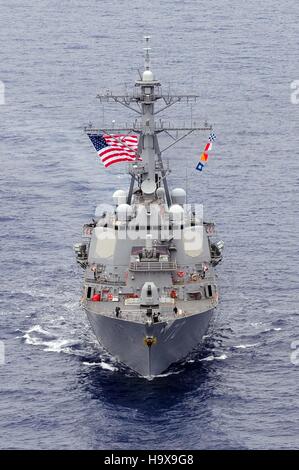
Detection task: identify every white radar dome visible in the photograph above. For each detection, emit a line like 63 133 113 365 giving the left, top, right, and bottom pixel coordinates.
112 189 126 205
116 203 133 221
169 204 184 214
156 187 165 199
169 204 184 222
142 70 154 82
141 179 156 195
171 188 186 205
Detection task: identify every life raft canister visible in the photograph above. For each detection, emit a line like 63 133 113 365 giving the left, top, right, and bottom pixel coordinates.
92 293 101 302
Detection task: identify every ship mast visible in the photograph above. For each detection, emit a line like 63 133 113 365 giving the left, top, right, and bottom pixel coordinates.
85 36 212 206
137 35 157 196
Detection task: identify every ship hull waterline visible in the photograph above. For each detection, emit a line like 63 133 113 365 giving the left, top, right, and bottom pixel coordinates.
84 307 214 378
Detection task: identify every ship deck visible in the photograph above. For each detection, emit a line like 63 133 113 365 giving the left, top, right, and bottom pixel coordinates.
83 298 218 324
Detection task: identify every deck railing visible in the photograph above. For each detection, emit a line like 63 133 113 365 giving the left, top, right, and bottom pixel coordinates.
129 261 177 272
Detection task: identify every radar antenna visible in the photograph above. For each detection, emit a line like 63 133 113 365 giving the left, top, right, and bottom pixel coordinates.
85 37 213 206
144 35 151 71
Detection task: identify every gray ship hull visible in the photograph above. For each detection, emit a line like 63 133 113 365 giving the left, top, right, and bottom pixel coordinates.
85 308 214 377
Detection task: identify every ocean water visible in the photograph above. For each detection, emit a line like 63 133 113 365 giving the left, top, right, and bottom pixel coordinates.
0 0 298 450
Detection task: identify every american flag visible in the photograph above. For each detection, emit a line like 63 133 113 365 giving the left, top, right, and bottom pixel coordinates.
88 133 140 168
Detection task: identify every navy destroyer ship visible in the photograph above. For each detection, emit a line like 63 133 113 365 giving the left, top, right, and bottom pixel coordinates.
74 38 223 378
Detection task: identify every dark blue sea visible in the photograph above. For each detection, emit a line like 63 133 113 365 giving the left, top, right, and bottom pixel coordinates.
0 0 298 450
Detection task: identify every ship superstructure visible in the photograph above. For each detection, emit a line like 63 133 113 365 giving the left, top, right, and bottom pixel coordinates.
74 38 223 377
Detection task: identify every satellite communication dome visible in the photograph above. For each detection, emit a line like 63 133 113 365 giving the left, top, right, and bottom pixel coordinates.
112 189 126 205
141 179 156 195
156 187 165 199
169 204 184 214
169 204 184 222
171 188 186 205
116 203 133 221
142 70 154 82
